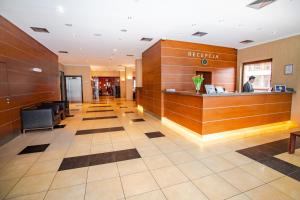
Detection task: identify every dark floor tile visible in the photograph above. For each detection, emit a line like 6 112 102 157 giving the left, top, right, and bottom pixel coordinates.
131 118 145 122
115 149 141 162
265 139 289 152
89 105 111 108
236 148 270 161
66 114 74 117
86 110 114 113
125 111 134 114
76 126 124 135
18 144 50 155
120 106 128 108
145 131 165 138
54 124 66 129
58 155 90 171
288 170 300 181
89 152 116 166
261 157 299 175
70 109 80 111
254 144 285 156
82 116 118 121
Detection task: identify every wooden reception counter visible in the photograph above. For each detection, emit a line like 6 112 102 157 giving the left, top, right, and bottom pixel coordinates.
163 91 293 135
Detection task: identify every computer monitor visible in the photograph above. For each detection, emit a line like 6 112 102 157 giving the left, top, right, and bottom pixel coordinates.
274 85 286 92
215 86 225 93
205 85 216 94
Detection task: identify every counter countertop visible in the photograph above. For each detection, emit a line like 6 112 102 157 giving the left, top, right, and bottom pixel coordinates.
163 90 295 97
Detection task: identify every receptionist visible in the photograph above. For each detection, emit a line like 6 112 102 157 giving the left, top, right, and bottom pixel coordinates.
243 76 256 92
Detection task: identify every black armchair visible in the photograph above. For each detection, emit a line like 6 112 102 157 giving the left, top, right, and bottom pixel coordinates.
21 105 61 133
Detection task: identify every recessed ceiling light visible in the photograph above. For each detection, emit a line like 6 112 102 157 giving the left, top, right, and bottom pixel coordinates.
120 29 128 32
192 31 208 37
65 23 72 27
94 33 102 37
113 49 118 52
30 27 49 33
128 16 133 20
247 0 277 9
140 37 153 41
240 40 254 44
56 5 64 13
58 51 68 54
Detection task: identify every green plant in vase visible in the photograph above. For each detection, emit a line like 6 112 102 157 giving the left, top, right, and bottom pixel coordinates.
192 74 204 94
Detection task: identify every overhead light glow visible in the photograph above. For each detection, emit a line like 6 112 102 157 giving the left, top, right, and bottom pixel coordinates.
32 67 42 73
56 5 64 13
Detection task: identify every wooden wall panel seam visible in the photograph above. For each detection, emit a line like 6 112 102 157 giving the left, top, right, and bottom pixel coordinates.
202 111 291 123
203 101 291 109
164 109 202 123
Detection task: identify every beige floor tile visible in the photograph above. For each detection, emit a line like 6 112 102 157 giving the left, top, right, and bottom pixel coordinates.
0 163 32 181
201 155 235 172
121 171 159 197
136 146 162 157
275 153 300 167
90 143 113 154
126 190 166 200
85 177 124 200
151 166 188 188
44 184 85 200
38 150 66 162
142 155 173 170
245 184 292 200
8 192 46 200
193 174 240 200
117 158 147 176
25 159 62 176
219 168 264 192
165 151 195 165
87 163 119 182
227 194 250 200
220 152 253 166
163 182 208 200
269 176 300 200
177 161 213 180
6 173 55 199
50 167 88 189
240 162 284 182
0 178 19 199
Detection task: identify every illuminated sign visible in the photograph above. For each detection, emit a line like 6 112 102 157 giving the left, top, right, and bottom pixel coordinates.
187 51 219 60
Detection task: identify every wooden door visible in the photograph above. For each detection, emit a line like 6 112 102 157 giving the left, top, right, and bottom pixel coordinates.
0 62 13 145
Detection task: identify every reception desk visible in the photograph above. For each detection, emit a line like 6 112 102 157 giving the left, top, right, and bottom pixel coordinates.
163 91 293 135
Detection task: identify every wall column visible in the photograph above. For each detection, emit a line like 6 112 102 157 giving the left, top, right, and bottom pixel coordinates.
125 67 133 100
120 71 126 98
135 59 142 87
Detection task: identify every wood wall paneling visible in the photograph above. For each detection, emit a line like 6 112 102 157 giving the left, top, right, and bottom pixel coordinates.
0 16 59 144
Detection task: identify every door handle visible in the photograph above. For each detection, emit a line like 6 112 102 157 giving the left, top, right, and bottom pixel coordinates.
5 97 10 104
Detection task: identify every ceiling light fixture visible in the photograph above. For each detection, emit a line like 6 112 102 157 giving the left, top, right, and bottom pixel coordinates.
65 23 72 27
32 67 42 73
113 49 118 52
30 27 49 33
140 37 153 41
56 5 64 13
120 29 127 32
240 40 254 44
192 31 208 37
247 0 277 9
94 33 102 36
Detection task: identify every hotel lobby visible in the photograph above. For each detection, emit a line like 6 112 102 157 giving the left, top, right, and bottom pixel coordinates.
0 0 300 200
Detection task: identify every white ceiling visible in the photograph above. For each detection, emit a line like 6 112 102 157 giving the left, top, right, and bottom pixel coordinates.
1 0 300 70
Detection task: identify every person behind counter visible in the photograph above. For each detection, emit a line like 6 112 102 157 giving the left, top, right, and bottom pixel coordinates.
243 76 256 92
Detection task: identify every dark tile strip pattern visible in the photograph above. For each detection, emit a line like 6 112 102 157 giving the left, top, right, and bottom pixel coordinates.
120 106 128 108
237 138 300 181
125 111 135 114
86 110 114 113
89 105 111 108
82 116 118 121
145 131 165 138
70 109 80 111
59 148 141 171
132 118 145 122
76 126 125 135
54 124 66 129
18 144 50 155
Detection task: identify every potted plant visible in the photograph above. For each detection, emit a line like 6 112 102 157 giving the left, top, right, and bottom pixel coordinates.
192 74 204 94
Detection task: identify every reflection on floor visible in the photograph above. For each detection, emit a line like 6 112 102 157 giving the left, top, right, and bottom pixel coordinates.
0 97 299 200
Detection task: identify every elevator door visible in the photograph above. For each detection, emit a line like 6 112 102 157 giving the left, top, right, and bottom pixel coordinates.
65 76 83 103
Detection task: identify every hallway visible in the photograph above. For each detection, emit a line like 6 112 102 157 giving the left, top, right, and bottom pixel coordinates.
0 98 299 200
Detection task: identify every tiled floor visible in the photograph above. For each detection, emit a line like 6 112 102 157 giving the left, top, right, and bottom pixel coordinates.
0 97 300 200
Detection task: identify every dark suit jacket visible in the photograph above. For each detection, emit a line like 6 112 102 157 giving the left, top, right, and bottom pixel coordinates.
243 82 254 92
